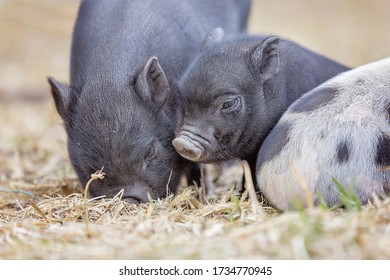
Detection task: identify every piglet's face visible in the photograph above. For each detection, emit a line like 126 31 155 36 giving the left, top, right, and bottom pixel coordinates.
48 57 186 203
173 32 280 163
174 79 248 163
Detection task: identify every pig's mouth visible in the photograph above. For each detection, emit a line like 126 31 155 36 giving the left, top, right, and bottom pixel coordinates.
172 130 211 162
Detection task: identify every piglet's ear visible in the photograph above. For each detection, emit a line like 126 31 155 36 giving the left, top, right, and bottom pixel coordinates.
135 56 169 108
251 36 280 81
47 76 70 120
203 27 225 49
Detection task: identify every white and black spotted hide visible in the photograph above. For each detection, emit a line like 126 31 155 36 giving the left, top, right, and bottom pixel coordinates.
257 57 390 210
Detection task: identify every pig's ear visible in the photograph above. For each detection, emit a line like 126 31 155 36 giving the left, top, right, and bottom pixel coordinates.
203 27 225 49
47 76 70 119
135 56 170 108
250 36 280 81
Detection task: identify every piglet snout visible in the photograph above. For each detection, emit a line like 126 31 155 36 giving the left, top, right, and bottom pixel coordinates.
172 135 204 161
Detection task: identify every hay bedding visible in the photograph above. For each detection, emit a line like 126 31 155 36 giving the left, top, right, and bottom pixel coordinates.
1 101 390 260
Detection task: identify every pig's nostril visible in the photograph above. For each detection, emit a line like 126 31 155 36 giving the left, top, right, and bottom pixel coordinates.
172 137 203 161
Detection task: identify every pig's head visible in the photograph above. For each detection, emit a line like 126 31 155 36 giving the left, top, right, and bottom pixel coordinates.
48 57 186 203
173 29 280 163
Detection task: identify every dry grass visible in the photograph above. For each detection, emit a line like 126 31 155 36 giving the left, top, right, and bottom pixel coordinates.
1 0 390 260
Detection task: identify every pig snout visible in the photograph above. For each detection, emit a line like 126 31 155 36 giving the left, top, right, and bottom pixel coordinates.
173 125 213 161
121 184 153 204
172 135 204 161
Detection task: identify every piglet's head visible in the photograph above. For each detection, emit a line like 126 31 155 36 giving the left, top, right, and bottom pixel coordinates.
173 29 280 163
48 57 186 203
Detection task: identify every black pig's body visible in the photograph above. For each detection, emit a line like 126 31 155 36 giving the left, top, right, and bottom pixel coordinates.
173 32 349 185
48 0 251 202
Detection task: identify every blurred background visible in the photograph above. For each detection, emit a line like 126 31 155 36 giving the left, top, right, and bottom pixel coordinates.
0 0 389 100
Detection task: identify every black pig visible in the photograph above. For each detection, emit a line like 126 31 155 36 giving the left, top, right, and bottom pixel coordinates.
47 0 251 203
173 29 349 185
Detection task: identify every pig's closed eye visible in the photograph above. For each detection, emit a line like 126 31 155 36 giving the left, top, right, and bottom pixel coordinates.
143 143 157 168
221 97 241 112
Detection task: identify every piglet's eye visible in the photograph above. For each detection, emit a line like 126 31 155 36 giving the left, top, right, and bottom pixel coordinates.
221 97 240 112
145 144 156 162
143 142 159 169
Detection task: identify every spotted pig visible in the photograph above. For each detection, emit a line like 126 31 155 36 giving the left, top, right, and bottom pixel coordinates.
257 57 390 210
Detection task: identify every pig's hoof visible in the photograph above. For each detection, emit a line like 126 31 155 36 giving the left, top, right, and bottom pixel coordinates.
172 136 203 161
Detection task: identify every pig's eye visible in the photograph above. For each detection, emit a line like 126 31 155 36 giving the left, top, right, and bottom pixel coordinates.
143 143 157 168
221 97 241 112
